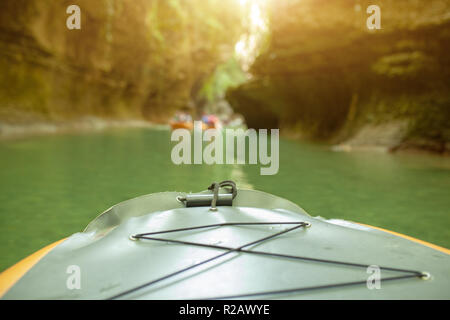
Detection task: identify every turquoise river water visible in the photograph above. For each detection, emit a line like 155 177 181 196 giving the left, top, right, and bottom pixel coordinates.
0 127 449 271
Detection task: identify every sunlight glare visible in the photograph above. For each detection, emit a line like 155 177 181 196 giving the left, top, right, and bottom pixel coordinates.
234 0 268 71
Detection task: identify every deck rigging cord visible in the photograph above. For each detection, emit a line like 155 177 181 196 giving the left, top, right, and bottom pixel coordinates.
107 181 428 300
109 221 427 300
109 221 309 299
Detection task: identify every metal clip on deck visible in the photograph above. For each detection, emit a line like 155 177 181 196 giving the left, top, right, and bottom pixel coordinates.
177 193 233 207
177 180 237 211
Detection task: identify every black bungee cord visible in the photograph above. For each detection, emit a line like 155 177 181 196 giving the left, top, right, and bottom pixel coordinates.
108 221 426 300
107 181 428 300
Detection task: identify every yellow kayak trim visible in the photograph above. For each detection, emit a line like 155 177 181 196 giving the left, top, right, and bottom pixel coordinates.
356 222 450 255
0 223 448 298
0 238 66 298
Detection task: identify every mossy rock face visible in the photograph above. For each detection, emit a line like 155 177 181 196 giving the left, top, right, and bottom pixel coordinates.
227 0 450 147
0 0 244 123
